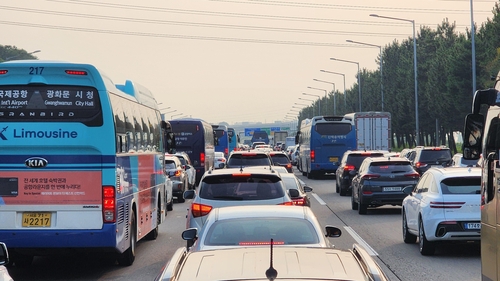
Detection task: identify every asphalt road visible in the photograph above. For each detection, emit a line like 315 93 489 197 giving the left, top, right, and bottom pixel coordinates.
7 170 481 281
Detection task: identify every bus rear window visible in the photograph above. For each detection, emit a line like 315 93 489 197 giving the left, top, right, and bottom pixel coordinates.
315 123 352 135
0 85 102 126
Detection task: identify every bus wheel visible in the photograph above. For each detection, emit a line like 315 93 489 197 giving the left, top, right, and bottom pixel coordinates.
118 212 136 266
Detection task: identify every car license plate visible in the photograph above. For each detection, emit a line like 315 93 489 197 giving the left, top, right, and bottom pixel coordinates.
464 223 481 230
22 212 51 227
383 187 402 192
329 157 338 162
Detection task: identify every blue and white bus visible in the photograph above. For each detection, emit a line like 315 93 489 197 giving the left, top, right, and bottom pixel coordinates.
0 60 169 266
228 127 238 152
170 118 215 185
212 124 229 158
297 116 356 178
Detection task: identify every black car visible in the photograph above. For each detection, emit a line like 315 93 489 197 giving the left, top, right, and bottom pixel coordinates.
269 151 293 173
335 150 385 196
351 156 420 215
406 146 452 175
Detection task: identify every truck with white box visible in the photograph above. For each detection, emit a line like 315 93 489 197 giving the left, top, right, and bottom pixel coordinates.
343 112 391 151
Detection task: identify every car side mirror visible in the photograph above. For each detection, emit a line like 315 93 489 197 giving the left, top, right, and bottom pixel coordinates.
288 188 300 198
183 190 195 200
303 186 313 192
402 185 414 195
325 226 342 238
0 242 9 266
182 228 198 248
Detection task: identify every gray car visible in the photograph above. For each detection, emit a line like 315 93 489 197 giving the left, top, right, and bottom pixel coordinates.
165 155 189 203
183 167 299 231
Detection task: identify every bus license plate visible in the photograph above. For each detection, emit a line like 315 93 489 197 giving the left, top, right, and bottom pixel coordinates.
383 187 402 192
464 223 481 230
22 212 51 227
329 157 338 162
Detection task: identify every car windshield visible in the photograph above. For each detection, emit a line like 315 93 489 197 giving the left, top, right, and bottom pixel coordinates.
203 217 319 246
441 177 481 194
369 162 413 173
227 154 271 167
199 175 284 200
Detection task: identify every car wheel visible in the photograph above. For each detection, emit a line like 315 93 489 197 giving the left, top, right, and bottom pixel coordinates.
357 192 367 214
351 191 358 210
118 211 136 266
167 197 173 211
307 171 312 179
339 185 347 196
335 179 339 193
402 210 417 243
419 218 435 255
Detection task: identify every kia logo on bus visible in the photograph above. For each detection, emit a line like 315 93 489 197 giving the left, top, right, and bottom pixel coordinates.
25 157 48 168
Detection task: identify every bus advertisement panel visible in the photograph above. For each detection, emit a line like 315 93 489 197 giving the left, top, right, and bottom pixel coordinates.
0 61 168 266
212 124 229 158
297 116 356 179
170 118 215 185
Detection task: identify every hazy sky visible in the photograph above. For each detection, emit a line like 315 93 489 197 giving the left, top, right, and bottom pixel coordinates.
1 0 497 124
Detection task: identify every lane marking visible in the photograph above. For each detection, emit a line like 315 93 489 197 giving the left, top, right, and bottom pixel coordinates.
343 226 379 256
311 192 326 205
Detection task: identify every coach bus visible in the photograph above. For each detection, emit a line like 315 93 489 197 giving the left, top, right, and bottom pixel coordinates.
0 60 169 266
462 72 500 281
212 124 229 158
228 127 238 152
170 118 215 185
297 116 356 179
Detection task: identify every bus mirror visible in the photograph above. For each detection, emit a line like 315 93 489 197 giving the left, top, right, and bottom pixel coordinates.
463 113 484 160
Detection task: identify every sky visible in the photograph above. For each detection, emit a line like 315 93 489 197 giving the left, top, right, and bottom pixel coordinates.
1 0 497 125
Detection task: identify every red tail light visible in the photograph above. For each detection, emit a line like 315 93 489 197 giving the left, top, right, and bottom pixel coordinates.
200 152 205 164
344 164 355 171
191 203 212 217
292 197 306 206
174 170 181 177
286 163 292 169
362 174 380 179
362 190 373 195
310 150 315 162
103 186 116 223
430 201 464 208
415 162 427 168
224 148 228 155
404 172 420 179
65 70 88 75
278 201 294 206
0 70 8 75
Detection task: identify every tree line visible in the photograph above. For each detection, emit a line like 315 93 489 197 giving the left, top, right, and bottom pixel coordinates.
297 2 500 153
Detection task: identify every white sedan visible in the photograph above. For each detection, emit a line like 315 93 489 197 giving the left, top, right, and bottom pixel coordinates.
401 166 481 255
182 205 341 251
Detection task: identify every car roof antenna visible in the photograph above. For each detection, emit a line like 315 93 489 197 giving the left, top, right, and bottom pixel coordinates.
265 238 278 281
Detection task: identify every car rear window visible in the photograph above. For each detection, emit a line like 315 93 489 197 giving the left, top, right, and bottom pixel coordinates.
440 177 481 194
347 153 384 167
165 160 176 169
270 155 290 164
175 156 187 165
227 154 271 167
369 161 413 173
420 150 452 161
199 175 284 200
204 218 319 246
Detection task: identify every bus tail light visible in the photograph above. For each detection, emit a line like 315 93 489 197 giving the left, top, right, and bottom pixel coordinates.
224 148 228 155
200 152 205 164
65 70 88 75
103 186 116 223
191 203 212 217
310 150 315 162
0 70 8 75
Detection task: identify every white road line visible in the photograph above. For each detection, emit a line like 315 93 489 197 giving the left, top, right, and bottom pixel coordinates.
343 226 379 256
311 193 326 205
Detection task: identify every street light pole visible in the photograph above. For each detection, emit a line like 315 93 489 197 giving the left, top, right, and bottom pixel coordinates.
298 97 315 116
346 40 384 111
330 58 361 112
302 93 321 116
307 87 327 115
370 14 419 145
313 79 336 115
321 70 346 109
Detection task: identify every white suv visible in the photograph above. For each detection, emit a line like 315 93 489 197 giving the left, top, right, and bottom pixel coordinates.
402 166 481 255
